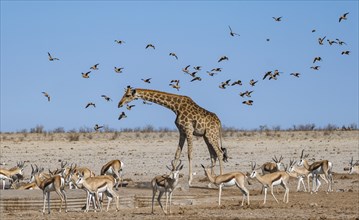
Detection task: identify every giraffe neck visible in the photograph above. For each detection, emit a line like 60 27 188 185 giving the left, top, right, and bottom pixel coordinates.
135 89 182 114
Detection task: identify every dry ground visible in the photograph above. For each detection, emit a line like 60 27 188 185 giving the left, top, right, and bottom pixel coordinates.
0 130 358 219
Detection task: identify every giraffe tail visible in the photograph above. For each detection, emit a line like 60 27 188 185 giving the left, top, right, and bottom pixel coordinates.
219 126 228 162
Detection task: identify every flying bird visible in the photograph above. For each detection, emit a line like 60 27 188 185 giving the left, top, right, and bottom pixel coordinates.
240 90 253 98
182 65 191 74
231 80 242 86
101 95 112 101
313 57 322 63
90 63 99 70
169 80 180 91
85 102 96 108
272 16 282 22
169 52 178 60
190 76 202 82
211 67 222 72
249 79 258 86
82 71 91 78
318 36 326 45
42 92 50 102
336 38 347 45
262 71 273 80
193 66 202 71
118 112 127 120
242 100 254 106
114 67 124 73
94 124 103 131
219 80 231 89
114 40 125 44
189 71 198 77
327 39 338 45
339 12 349 22
310 66 320 70
290 72 301 78
341 50 350 55
145 44 155 49
126 104 135 110
206 71 217 76
228 25 240 36
141 78 152 83
47 52 59 61
218 56 229 62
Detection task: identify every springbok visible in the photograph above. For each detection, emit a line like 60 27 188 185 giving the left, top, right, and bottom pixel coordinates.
100 159 124 190
201 164 249 206
298 150 333 193
151 160 183 215
348 157 359 174
0 161 26 190
75 173 119 212
32 165 67 214
250 162 289 204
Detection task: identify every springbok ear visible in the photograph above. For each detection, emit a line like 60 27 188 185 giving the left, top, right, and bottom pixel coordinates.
178 165 184 171
201 164 205 169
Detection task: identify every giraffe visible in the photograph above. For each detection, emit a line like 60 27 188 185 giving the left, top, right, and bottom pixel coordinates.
118 86 228 186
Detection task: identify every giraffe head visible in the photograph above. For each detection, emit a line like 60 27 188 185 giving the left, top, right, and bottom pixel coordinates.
118 86 137 108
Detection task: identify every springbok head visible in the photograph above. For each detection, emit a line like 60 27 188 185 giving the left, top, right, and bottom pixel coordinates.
250 161 258 178
298 149 309 166
272 155 284 169
167 160 183 180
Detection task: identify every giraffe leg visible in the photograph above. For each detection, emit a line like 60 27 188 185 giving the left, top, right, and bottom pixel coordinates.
174 133 186 168
204 134 224 175
186 134 194 186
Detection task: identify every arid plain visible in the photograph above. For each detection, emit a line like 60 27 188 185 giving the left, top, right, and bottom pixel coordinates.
0 130 358 219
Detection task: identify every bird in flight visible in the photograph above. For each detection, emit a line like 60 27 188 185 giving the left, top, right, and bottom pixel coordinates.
336 38 346 45
126 104 135 110
101 95 112 101
219 80 231 89
82 71 91 78
169 52 178 60
182 65 191 74
211 67 222 72
90 63 99 70
218 56 229 63
249 79 258 86
206 71 217 76
313 57 322 63
141 78 152 83
242 100 254 106
114 67 124 73
231 80 242 86
193 66 202 71
85 102 96 108
114 40 125 44
262 71 273 80
310 66 320 70
94 124 103 131
145 44 155 49
228 25 240 36
240 90 253 98
327 39 337 45
169 80 180 91
42 92 50 102
290 72 301 78
190 76 202 82
318 36 326 45
339 12 349 22
118 112 127 120
47 52 59 61
341 51 350 55
272 16 282 22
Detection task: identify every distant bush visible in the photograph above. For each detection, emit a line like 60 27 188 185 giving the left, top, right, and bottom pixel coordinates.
30 125 45 133
67 133 80 141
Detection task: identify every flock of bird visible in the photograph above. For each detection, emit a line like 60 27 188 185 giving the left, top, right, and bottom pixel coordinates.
41 12 352 130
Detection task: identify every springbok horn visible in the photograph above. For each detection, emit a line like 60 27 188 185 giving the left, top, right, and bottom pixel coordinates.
300 149 304 159
176 160 183 170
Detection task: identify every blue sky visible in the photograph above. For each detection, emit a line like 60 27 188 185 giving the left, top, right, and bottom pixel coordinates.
1 1 358 132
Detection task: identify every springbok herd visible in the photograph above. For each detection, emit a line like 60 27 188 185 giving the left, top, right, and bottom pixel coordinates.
0 150 358 215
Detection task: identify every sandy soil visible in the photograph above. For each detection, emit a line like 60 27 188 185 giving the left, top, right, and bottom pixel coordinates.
0 130 358 219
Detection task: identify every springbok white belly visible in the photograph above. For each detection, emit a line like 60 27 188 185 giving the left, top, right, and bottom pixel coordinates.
222 179 236 187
